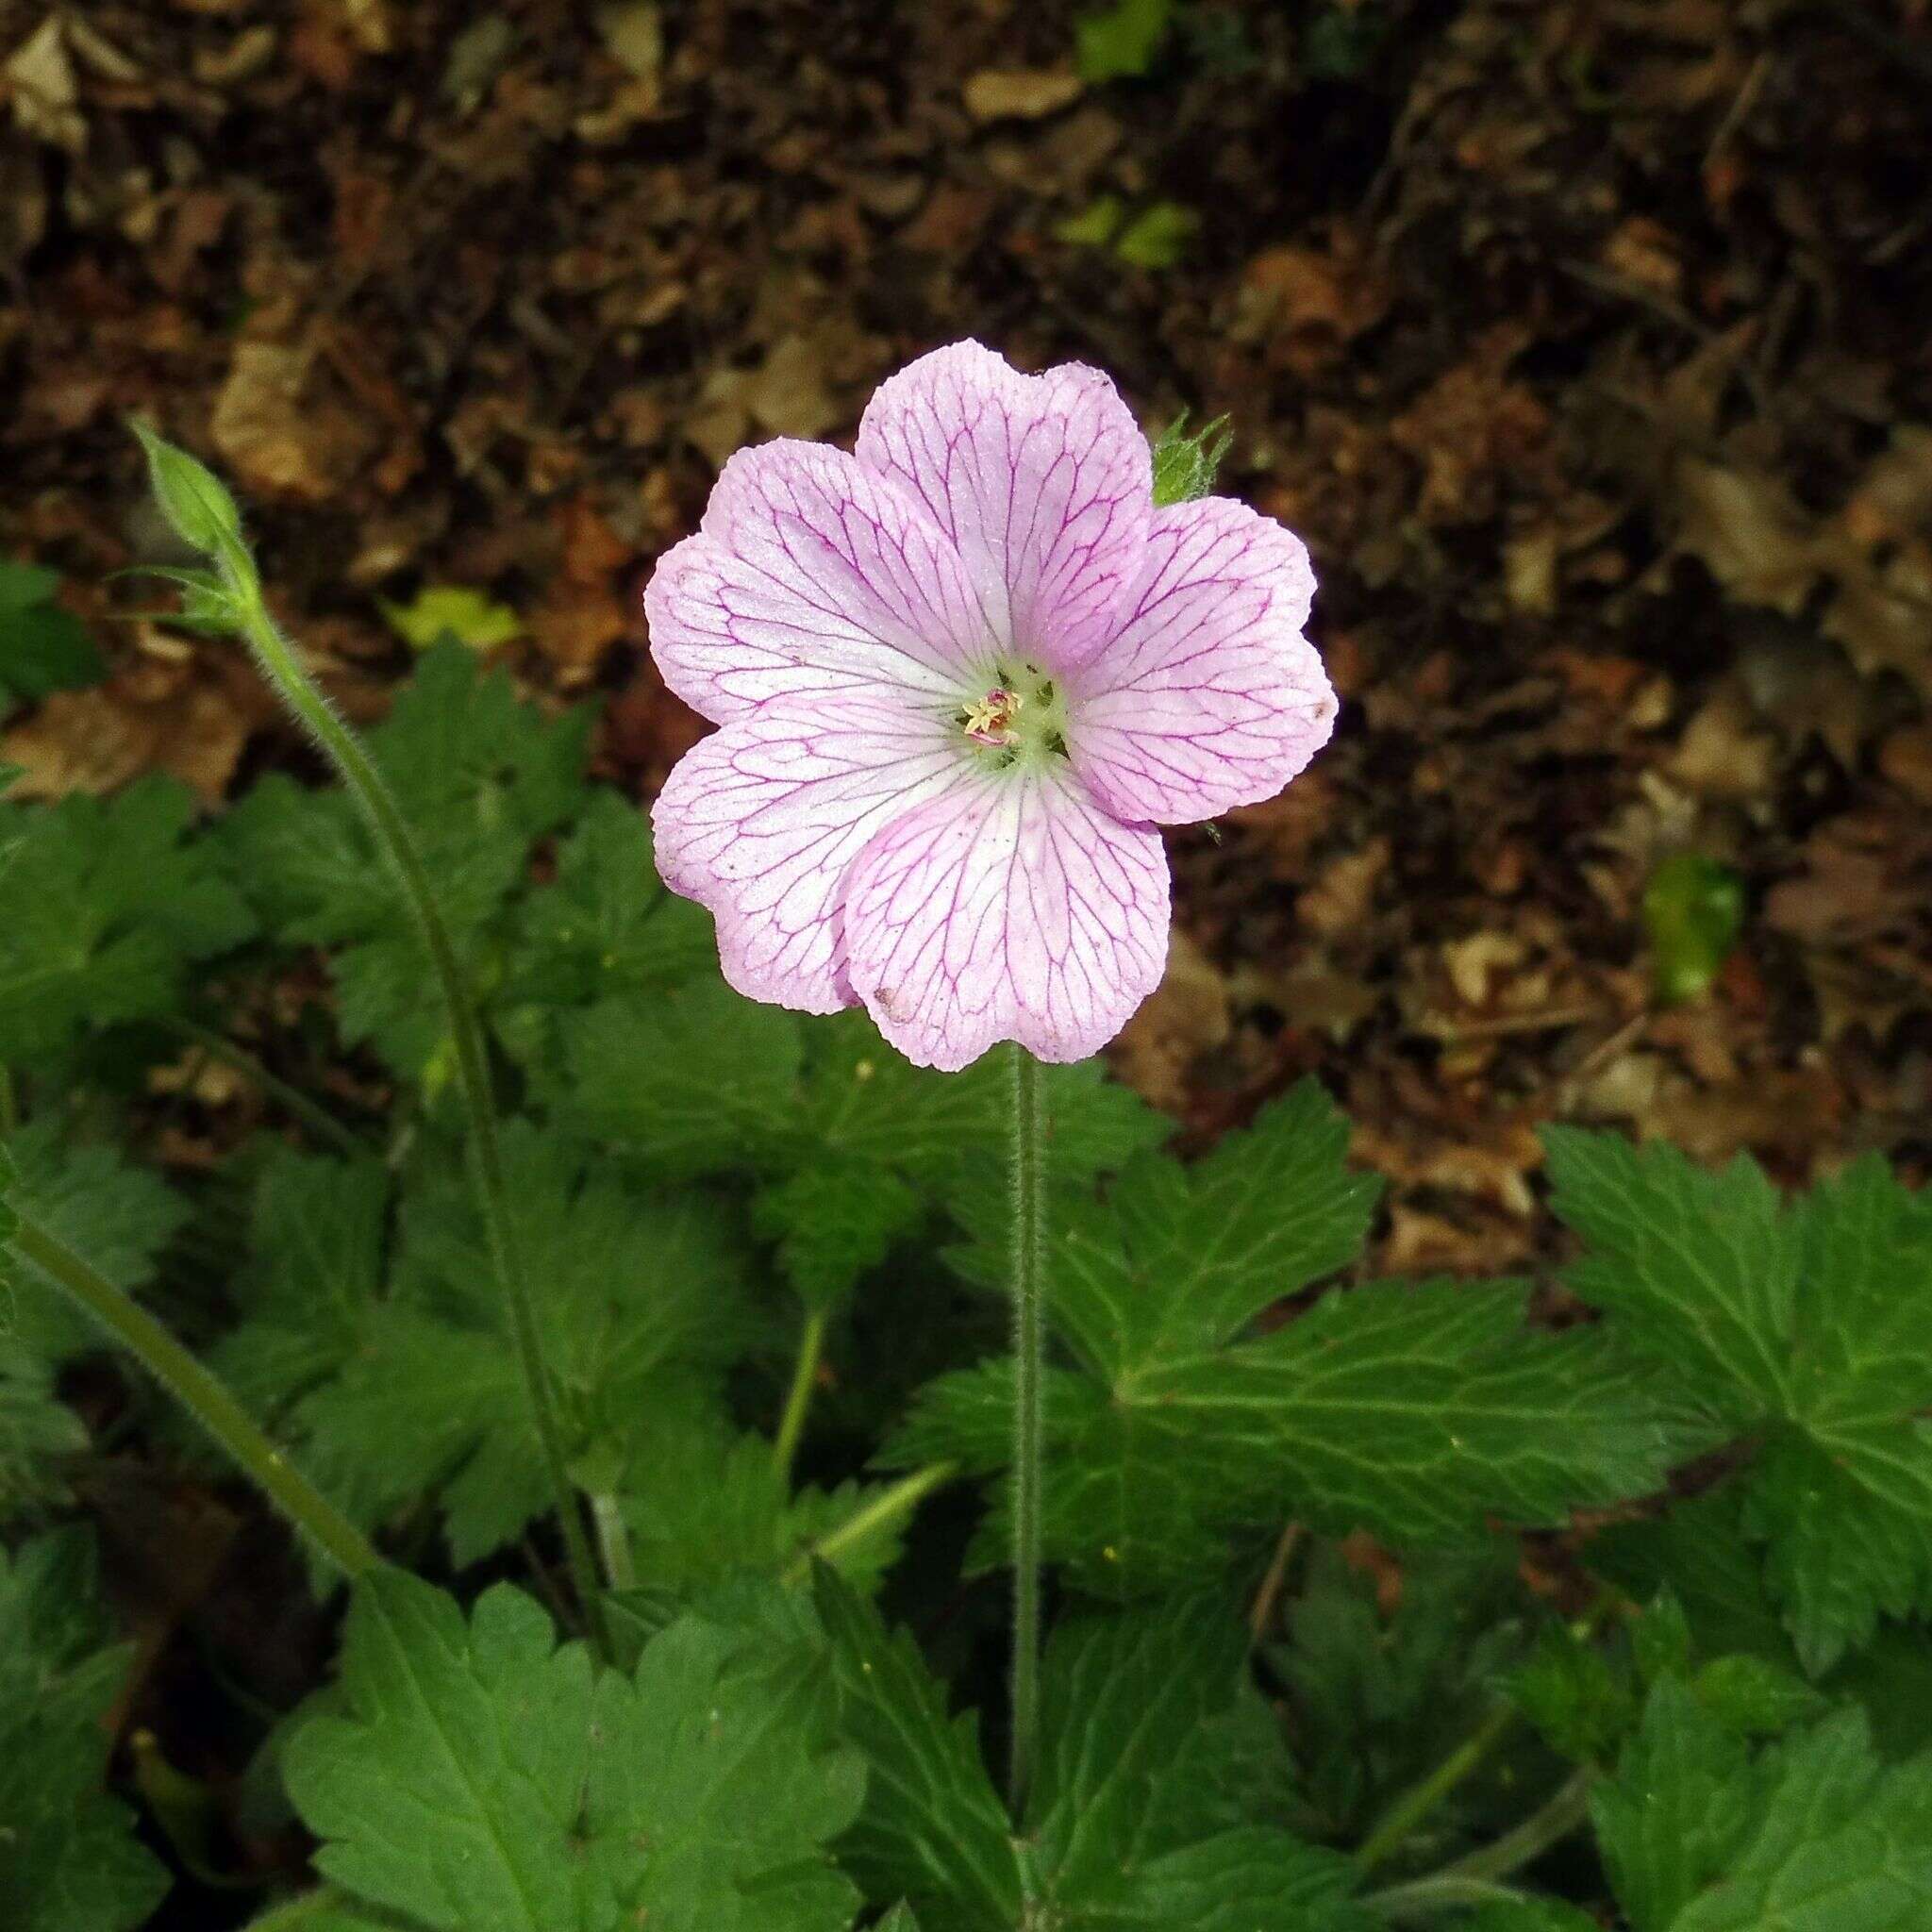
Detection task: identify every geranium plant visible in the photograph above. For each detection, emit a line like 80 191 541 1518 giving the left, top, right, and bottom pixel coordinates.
0 358 1929 1932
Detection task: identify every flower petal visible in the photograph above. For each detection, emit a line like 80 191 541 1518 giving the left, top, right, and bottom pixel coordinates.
652 692 972 1013
856 341 1153 673
644 440 991 724
841 770 1170 1071
1068 498 1335 824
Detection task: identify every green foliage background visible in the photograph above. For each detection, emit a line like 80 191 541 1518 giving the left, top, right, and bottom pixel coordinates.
5 644 1932 1929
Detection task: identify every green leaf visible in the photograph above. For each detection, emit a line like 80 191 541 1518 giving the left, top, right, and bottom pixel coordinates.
1113 199 1200 269
243 1896 410 1932
1056 195 1198 268
552 983 806 1175
3 1120 187 1363
1151 411 1234 507
211 1147 391 1420
374 641 590 847
501 790 715 1016
1643 853 1744 1004
0 1336 88 1514
1591 1491 1932 1760
1075 0 1173 81
1590 1492 1796 1668
1550 1136 1932 1671
0 1530 172 1932
1692 1655 1829 1738
1630 1589 1695 1686
377 585 522 654
794 1013 1166 1189
0 562 60 612
1592 1680 1932 1931
1511 1585 1820 1777
1546 1131 1792 1423
754 1162 921 1310
217 642 591 1077
1592 1675 1757 1929
0 562 103 708
1049 1079 1379 1374
1273 1543 1533 1843
1056 195 1126 248
285 1570 863 1932
891 1088 1693 1591
278 1129 751 1565
1509 1620 1633 1768
1824 1627 1932 1764
0 776 255 1060
619 1407 921 1595
1025 1602 1369 1931
812 1570 1018 1932
556 991 1167 1197
815 1572 1368 1932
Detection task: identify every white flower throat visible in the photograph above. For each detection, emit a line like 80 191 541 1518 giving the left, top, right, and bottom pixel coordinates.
958 659 1071 771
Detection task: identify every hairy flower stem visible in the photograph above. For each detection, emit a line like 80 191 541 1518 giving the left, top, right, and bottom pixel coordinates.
200 513 610 1661
9 1212 377 1580
1007 1042 1047 1818
773 1307 827 1484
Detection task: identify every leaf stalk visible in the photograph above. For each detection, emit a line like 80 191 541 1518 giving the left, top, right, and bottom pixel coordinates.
8 1210 377 1580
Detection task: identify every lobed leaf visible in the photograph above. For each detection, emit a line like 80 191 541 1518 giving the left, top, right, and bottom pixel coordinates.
286 1570 862 1932
1551 1134 1932 1671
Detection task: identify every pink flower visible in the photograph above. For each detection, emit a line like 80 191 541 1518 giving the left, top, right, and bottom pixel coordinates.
645 341 1337 1072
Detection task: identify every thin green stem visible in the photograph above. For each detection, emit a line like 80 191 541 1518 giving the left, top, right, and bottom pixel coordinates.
1362 1875 1530 1923
0 1066 17 1136
163 1016 365 1159
1248 1521 1303 1644
589 1491 636 1591
220 558 610 1663
1357 1601 1614 1876
1355 1697 1520 1874
773 1307 827 1484
1007 1042 1047 1818
1364 1771 1596 1921
1437 1765 1596 1886
8 1212 377 1580
782 1462 955 1586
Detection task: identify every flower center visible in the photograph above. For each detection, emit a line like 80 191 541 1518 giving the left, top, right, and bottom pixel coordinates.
958 660 1070 770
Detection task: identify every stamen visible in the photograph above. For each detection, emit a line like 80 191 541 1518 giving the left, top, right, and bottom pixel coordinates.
963 687 1019 745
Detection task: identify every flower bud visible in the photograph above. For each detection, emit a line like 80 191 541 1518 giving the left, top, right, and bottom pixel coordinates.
132 422 245 558
1149 411 1233 507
